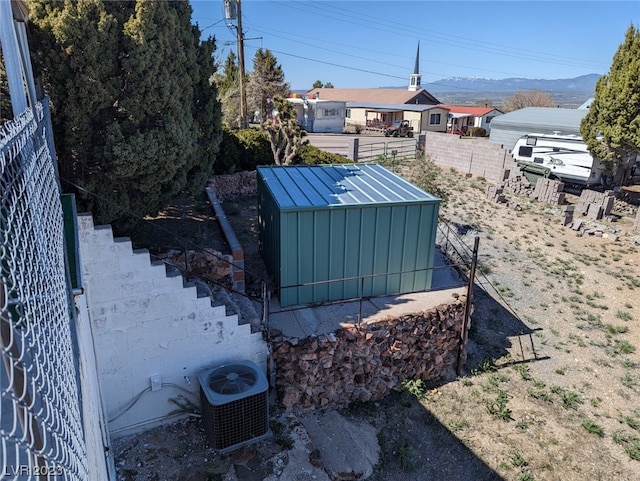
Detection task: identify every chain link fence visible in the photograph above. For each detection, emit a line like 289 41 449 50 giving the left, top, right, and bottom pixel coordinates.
1 101 89 480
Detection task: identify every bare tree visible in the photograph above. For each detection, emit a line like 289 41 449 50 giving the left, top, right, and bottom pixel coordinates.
501 90 556 112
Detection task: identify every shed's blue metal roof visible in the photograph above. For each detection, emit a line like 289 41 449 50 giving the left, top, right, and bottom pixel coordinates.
257 164 439 211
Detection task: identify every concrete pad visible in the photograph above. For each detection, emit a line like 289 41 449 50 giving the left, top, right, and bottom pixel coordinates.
267 247 467 339
268 286 465 339
264 449 330 481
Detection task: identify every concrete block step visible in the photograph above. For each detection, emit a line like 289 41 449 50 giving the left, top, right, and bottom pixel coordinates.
210 283 261 331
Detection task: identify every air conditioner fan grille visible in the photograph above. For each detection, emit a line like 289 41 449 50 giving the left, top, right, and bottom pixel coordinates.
208 365 257 395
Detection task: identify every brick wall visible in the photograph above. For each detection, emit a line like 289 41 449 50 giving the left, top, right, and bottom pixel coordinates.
423 131 518 181
76 214 268 437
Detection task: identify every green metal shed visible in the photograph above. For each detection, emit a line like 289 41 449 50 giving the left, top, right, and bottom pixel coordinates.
257 164 440 307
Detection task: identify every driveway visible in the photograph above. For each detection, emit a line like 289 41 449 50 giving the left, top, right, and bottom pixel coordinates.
305 132 388 157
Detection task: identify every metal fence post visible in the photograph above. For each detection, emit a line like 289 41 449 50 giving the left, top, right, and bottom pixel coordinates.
358 276 365 326
347 137 360 161
456 236 479 376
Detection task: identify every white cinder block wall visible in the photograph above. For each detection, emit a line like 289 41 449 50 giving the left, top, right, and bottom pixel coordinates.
76 214 268 437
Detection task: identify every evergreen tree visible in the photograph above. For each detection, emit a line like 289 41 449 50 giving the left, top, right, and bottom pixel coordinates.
581 24 640 171
214 50 241 128
311 81 333 89
1 55 12 121
247 48 289 122
29 0 122 188
28 0 222 230
191 33 223 189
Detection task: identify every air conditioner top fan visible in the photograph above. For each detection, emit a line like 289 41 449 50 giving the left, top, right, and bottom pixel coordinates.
208 364 258 395
197 360 268 405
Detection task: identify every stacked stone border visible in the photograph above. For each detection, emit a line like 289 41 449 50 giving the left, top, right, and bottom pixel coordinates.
206 187 245 292
208 171 258 200
270 301 468 412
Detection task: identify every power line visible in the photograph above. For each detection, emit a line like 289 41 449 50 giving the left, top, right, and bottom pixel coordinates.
242 21 544 83
214 1 606 93
305 1 607 68
242 41 585 95
276 0 608 71
247 46 407 81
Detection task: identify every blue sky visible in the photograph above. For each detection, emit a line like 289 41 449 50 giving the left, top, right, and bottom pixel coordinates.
190 1 640 90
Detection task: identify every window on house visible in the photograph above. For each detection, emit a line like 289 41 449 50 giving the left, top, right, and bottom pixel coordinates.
346 109 351 118
323 108 341 117
429 113 441 125
486 116 494 124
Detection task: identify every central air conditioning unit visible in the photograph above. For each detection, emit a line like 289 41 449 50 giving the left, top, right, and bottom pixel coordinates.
197 360 270 452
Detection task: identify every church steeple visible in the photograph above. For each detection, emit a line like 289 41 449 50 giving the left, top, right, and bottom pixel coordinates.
408 42 421 91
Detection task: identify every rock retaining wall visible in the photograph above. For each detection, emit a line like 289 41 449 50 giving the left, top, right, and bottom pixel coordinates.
158 249 232 285
207 171 257 200
270 301 467 411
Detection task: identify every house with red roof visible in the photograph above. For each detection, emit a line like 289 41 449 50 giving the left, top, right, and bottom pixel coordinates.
438 104 503 135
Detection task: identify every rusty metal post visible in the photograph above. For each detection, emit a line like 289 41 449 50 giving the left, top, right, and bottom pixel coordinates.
456 236 479 376
358 276 364 326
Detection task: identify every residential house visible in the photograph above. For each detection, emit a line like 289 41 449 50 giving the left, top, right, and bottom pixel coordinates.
439 104 503 135
304 44 448 133
287 96 346 133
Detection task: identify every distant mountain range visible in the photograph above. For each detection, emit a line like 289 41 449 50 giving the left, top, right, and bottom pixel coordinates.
422 74 601 93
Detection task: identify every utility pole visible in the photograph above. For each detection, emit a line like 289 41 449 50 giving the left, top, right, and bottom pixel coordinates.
236 0 248 129
223 0 248 128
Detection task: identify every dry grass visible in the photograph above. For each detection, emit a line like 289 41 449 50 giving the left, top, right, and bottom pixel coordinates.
371 166 640 480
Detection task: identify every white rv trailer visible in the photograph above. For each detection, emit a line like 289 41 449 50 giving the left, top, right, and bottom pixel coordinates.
511 132 606 186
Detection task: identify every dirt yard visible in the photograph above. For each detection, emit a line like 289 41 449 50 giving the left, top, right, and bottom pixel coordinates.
115 167 640 481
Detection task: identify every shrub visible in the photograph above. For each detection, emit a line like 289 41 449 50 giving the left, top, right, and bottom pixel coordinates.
294 144 351 165
214 127 243 174
215 127 273 174
468 127 488 137
235 128 273 170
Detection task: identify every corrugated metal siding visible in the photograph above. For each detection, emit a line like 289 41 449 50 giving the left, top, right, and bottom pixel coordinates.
489 107 587 149
258 164 437 209
257 165 440 307
257 174 281 287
